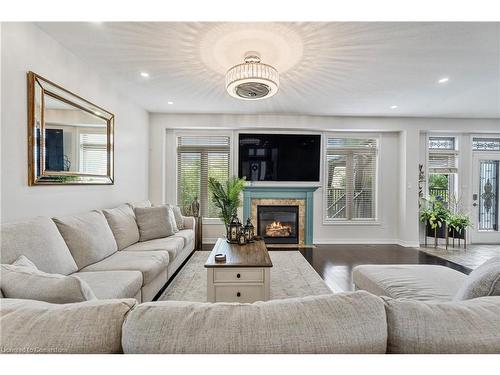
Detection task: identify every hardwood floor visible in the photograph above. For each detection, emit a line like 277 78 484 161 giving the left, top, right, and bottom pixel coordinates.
297 244 472 293
203 242 480 294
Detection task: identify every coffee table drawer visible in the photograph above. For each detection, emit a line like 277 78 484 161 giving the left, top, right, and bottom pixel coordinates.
214 285 264 303
213 268 264 283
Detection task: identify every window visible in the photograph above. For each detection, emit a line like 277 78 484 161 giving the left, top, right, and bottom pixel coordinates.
325 137 377 221
79 132 107 175
176 135 230 218
472 137 500 152
427 136 458 203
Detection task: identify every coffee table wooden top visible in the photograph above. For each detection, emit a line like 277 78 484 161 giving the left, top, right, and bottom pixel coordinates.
205 238 273 268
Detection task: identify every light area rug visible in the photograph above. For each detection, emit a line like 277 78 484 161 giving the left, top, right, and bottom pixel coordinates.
159 251 333 302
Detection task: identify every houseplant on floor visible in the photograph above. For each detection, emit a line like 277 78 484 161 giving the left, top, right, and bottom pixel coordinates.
208 176 246 230
447 213 472 248
419 196 449 247
446 194 473 249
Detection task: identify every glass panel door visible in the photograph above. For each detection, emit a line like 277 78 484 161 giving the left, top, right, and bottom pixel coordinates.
478 160 499 231
471 153 500 244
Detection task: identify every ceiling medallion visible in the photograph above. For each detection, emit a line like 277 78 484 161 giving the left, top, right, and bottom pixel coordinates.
225 52 279 100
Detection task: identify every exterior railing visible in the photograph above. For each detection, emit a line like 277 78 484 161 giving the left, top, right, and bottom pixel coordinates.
429 188 449 202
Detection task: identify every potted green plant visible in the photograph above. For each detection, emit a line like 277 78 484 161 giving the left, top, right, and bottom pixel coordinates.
419 196 449 247
208 176 246 227
446 194 473 248
447 213 472 248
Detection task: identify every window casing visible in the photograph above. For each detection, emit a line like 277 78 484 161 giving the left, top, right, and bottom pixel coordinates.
324 137 378 222
427 136 459 203
176 136 230 218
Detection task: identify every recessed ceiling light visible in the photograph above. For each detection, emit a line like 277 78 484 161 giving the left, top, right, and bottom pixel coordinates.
390 105 398 109
140 72 149 78
438 77 449 84
167 101 174 105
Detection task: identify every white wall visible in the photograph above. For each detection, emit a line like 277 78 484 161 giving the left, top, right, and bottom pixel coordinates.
149 113 499 246
1 23 149 222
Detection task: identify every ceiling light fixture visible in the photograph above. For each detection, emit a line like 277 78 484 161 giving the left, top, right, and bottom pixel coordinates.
225 52 279 100
140 72 150 78
390 105 398 109
167 101 174 105
438 77 449 84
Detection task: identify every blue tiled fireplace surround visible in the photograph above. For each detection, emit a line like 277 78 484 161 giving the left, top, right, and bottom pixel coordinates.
242 186 318 246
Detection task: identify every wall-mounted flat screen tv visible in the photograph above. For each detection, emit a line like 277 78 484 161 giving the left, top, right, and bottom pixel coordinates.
238 133 321 182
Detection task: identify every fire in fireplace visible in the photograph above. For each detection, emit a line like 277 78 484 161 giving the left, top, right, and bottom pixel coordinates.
257 205 299 244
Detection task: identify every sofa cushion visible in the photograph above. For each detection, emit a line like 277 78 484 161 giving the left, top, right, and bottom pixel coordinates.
122 291 387 354
102 204 140 250
134 206 175 242
182 216 195 230
0 298 136 354
1 217 78 275
384 296 500 353
124 236 184 260
74 270 143 300
53 210 118 270
353 264 467 302
1 256 96 304
454 257 500 300
173 229 195 247
169 205 184 230
80 250 169 285
127 200 152 209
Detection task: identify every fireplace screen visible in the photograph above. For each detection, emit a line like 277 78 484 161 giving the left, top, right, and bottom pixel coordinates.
257 205 299 244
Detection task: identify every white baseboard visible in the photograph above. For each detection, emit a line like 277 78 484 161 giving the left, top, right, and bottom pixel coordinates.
395 240 420 248
313 239 399 245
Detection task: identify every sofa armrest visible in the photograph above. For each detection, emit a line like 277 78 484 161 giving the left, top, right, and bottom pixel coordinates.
182 216 196 230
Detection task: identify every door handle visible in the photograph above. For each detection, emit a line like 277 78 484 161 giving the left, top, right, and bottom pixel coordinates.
473 203 478 207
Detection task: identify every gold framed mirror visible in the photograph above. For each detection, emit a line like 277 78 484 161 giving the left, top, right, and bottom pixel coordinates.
27 72 114 185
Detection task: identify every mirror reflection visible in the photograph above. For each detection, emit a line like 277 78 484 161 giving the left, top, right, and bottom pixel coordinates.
43 95 108 175
28 72 114 185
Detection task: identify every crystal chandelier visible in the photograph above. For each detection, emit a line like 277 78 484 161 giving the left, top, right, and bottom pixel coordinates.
225 52 279 100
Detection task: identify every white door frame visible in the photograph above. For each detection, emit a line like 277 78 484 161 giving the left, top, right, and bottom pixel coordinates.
470 152 500 244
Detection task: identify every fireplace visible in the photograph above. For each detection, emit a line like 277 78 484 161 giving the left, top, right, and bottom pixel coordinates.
257 205 299 244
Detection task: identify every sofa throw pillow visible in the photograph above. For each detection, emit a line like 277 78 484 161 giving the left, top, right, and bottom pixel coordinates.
127 200 152 209
134 206 175 242
53 210 118 270
454 257 500 301
0 256 97 304
11 255 38 269
167 206 179 233
103 204 140 250
168 205 184 230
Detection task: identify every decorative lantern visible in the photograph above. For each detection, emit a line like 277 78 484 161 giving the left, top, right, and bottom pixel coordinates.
227 214 242 244
238 227 247 246
244 218 255 242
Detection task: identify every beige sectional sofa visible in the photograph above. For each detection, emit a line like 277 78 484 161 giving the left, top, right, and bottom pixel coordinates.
1 291 499 354
1 210 499 353
0 201 195 303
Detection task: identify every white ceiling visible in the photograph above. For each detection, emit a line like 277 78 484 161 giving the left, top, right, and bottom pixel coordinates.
36 22 500 118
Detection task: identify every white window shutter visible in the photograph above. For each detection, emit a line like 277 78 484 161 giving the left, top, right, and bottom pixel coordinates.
177 136 230 218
